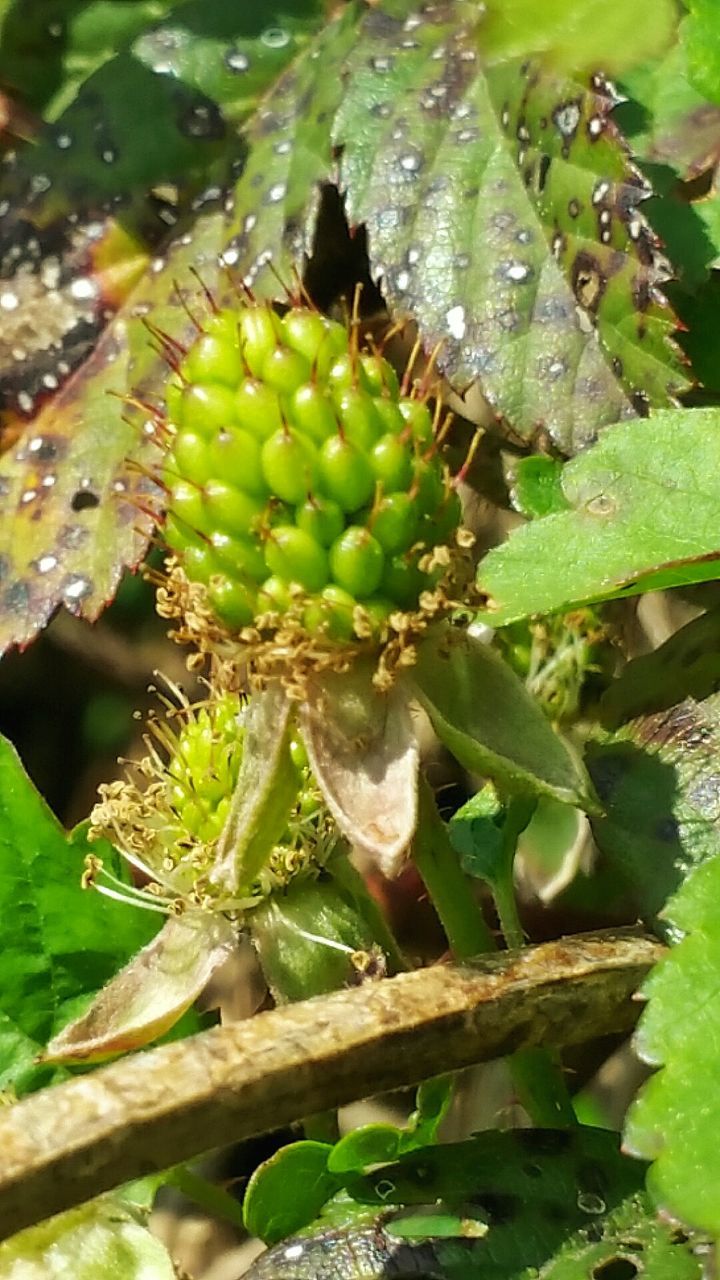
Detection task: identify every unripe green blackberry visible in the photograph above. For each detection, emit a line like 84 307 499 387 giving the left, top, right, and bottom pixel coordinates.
162 300 460 641
166 692 244 847
90 685 336 912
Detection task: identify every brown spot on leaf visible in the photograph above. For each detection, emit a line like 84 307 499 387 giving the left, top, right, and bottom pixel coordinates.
571 251 607 313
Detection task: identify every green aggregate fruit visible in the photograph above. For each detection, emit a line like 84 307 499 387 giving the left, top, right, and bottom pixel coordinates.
166 693 244 847
163 301 459 639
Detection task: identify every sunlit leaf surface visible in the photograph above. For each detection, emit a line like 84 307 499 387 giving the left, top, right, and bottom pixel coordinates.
625 852 720 1235
477 408 720 624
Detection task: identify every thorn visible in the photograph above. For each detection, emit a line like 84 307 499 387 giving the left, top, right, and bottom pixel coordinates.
189 265 219 315
454 426 484 487
401 335 424 396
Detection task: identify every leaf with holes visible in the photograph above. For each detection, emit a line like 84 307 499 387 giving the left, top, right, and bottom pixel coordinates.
624 853 720 1235
0 734 157 1095
245 1128 703 1279
477 408 720 625
332 1 686 455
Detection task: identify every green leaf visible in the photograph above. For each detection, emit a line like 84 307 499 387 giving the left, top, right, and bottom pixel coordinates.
300 662 419 878
510 456 569 518
327 1077 453 1175
477 408 720 625
616 43 720 289
0 1190 176 1280
217 3 361 298
247 1128 689 1279
0 735 156 1095
0 0 185 113
682 1 720 107
587 687 720 919
625 853 720 1234
405 1075 453 1148
42 912 235 1063
480 0 676 73
327 1126 402 1175
244 1141 338 1245
621 43 720 175
448 785 506 881
409 626 594 809
333 2 684 454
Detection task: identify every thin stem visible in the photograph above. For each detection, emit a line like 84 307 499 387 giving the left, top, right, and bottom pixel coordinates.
492 795 534 950
417 776 575 1124
492 796 577 1126
414 777 494 959
168 1165 245 1230
510 1049 578 1128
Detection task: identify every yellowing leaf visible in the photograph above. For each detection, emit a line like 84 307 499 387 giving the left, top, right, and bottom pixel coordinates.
42 913 235 1064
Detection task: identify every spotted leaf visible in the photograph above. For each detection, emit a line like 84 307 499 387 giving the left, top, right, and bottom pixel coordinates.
246 1128 701 1278
625 853 720 1236
0 197 229 655
0 4 332 654
217 2 361 296
0 1 331 424
333 1 686 454
0 209 155 439
477 408 720 625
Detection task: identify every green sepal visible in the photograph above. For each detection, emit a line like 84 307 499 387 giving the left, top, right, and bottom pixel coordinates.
211 683 299 894
409 626 596 811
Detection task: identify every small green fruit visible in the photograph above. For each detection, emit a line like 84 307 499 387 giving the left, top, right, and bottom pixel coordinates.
330 526 384 597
